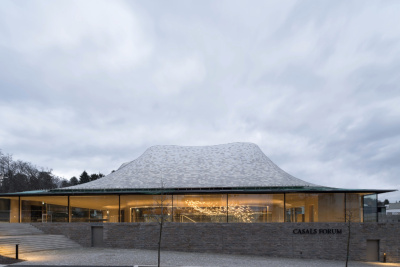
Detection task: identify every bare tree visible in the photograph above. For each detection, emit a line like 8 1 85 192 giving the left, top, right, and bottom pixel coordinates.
0 149 60 192
153 180 171 267
345 210 353 267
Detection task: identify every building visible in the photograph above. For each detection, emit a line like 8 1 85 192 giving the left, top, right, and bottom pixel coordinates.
0 143 398 262
381 203 400 223
386 203 400 215
0 142 394 223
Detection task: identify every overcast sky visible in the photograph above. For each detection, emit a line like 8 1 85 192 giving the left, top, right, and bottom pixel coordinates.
0 0 399 201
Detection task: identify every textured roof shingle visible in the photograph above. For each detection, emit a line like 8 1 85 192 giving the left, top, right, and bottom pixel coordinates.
65 142 317 189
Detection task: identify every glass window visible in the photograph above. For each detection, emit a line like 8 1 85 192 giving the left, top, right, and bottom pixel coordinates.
363 194 377 222
120 195 172 223
21 196 68 223
345 193 369 223
0 197 19 223
173 194 227 223
285 193 347 222
317 193 345 222
228 194 284 223
70 195 119 223
286 194 317 222
286 193 345 222
6 192 380 224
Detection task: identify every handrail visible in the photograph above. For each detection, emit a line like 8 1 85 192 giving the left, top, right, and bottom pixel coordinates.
180 215 196 223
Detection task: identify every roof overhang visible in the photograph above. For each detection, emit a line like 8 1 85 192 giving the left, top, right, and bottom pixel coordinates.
0 187 396 197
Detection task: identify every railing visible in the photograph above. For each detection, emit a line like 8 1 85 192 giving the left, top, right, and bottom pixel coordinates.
41 214 52 223
180 215 196 223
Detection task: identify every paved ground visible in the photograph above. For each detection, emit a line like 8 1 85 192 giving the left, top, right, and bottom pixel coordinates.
5 248 400 267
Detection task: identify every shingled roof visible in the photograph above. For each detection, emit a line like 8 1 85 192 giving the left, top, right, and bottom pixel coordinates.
64 142 317 190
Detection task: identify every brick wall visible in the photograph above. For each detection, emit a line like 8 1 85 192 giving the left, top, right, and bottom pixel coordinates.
32 222 400 263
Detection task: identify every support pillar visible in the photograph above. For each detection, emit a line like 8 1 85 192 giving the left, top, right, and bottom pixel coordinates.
283 193 286 223
18 196 21 223
68 195 71 223
118 194 121 223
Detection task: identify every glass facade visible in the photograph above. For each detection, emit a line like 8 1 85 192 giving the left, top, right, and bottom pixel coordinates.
228 194 284 223
285 193 345 222
285 193 318 222
346 193 364 222
0 192 379 223
0 197 18 223
120 195 172 223
173 194 227 223
21 196 68 223
363 194 377 222
70 195 119 223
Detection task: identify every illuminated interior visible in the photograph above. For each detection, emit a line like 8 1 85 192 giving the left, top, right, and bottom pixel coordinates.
20 196 68 223
0 196 18 223
173 194 226 223
120 195 172 223
285 193 346 223
0 193 378 223
228 194 284 223
70 195 119 223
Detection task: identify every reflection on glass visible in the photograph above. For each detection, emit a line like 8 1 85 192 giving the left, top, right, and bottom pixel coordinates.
286 193 345 222
0 197 19 223
228 194 284 223
120 195 172 223
346 193 363 222
70 195 119 223
318 193 345 222
286 194 318 222
21 196 68 223
1 192 381 224
173 195 227 223
363 194 377 222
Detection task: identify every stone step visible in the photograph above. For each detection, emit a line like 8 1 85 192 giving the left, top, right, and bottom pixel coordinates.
0 224 81 257
0 244 81 255
0 223 44 236
0 243 79 251
0 242 79 247
0 244 80 256
0 244 79 251
0 242 78 247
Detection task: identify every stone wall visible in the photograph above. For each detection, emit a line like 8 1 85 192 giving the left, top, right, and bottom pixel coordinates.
33 222 92 247
32 222 400 263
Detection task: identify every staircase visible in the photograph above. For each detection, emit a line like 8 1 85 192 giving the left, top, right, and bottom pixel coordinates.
0 223 81 256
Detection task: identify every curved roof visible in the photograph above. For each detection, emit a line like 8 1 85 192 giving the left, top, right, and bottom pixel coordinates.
65 142 317 190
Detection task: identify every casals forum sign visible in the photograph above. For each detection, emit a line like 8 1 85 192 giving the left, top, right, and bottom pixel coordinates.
293 228 343 234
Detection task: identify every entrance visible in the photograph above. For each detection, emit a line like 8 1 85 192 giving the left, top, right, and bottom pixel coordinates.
366 240 379 261
91 226 104 247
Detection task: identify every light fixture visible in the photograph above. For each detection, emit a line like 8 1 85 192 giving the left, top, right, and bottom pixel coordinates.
185 200 254 223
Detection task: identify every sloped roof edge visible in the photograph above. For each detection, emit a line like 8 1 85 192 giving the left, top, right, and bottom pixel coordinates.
60 142 318 190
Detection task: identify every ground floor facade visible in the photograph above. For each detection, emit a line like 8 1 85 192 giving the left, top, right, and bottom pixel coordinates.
0 192 378 223
32 221 400 263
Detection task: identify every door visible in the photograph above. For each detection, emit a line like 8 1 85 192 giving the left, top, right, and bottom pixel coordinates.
91 226 104 247
366 240 379 261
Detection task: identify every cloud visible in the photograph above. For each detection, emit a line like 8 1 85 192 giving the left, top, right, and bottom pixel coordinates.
0 0 399 201
0 0 153 73
153 56 206 95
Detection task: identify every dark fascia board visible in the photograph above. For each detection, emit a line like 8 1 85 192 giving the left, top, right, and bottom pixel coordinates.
0 187 396 197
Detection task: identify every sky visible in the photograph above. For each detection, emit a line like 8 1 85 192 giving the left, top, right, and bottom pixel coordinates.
0 0 399 201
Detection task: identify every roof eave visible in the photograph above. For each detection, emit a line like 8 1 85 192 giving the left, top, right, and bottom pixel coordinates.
0 187 396 197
